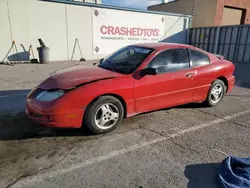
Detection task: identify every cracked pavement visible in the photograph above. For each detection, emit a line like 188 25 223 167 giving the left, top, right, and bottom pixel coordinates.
1 62 250 188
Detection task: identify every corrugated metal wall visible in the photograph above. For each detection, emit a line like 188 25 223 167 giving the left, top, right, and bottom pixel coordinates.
189 25 250 63
189 27 218 53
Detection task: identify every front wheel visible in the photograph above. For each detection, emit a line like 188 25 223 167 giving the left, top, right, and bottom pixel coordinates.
205 79 226 107
84 96 124 134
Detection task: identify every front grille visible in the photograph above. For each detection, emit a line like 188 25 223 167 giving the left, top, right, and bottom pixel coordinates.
30 88 43 99
33 113 43 118
28 111 43 118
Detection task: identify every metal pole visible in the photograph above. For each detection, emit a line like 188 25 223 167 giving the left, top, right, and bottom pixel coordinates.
186 0 197 45
192 0 198 16
186 18 190 44
214 27 221 54
71 39 77 61
1 41 14 63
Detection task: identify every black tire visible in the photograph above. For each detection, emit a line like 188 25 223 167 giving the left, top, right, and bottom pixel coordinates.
83 96 124 134
205 79 226 107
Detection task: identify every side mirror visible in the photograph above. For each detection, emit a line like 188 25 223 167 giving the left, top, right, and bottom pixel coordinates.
93 58 104 66
141 68 157 76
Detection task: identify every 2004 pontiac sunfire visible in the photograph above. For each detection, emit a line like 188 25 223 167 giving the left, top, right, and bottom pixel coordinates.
26 43 235 134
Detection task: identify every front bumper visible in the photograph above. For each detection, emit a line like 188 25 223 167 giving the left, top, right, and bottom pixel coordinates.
26 99 84 128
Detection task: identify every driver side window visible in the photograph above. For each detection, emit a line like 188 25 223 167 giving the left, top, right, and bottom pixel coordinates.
148 49 190 74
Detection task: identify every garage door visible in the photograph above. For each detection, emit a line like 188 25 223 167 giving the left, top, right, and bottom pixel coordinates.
222 7 243 26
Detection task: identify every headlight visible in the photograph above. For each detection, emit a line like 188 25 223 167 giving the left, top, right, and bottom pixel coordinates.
36 90 64 101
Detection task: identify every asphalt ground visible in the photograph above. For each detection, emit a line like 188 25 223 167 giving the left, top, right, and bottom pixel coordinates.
0 61 250 188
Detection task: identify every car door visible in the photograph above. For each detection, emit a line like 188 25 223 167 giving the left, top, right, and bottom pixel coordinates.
188 49 212 102
134 48 197 113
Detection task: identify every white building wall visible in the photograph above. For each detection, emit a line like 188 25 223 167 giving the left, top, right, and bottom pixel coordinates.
7 0 69 61
0 0 13 61
66 4 94 60
0 0 190 62
28 0 69 61
162 15 189 43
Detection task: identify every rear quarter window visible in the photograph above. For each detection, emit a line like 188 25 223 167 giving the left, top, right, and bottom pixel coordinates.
189 49 210 68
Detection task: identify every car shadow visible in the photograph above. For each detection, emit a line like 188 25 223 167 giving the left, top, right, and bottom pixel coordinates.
227 94 250 97
136 102 206 117
0 89 95 140
0 86 243 141
233 63 250 89
0 112 95 141
0 89 31 114
0 102 207 141
174 103 206 109
184 163 220 188
0 88 129 141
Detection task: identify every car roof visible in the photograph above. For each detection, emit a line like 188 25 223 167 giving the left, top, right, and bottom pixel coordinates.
133 42 191 50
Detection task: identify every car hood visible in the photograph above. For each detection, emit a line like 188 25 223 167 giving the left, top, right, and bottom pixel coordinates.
38 65 121 90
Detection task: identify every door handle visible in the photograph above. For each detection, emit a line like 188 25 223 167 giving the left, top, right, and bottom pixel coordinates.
186 73 194 78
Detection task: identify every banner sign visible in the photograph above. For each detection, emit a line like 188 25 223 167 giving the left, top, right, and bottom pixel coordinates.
92 8 166 55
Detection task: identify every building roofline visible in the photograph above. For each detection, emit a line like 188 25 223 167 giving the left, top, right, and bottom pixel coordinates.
148 3 165 8
41 0 192 18
148 0 181 8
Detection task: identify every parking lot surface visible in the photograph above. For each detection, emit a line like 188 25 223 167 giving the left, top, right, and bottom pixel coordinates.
1 61 250 188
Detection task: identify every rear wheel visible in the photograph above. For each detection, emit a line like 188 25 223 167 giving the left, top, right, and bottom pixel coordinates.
205 79 226 107
84 96 124 134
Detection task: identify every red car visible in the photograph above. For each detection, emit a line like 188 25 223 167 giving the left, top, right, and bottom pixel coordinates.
26 43 235 134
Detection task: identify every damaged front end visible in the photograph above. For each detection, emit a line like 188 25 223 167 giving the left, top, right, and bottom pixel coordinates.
65 77 115 92
27 77 115 101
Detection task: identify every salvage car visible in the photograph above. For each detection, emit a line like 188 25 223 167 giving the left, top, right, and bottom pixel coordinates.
26 43 235 134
